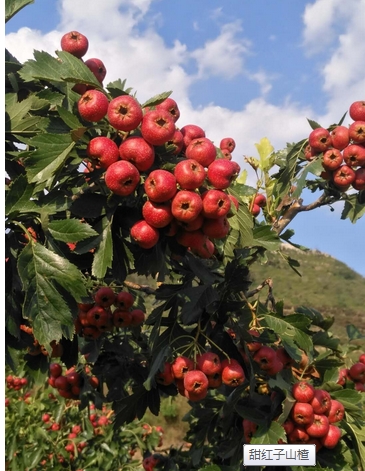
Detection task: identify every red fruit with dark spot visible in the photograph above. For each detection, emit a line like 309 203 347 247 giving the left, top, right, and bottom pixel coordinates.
180 124 206 149
130 220 160 249
61 31 89 58
115 291 134 310
141 109 176 146
308 127 332 153
142 200 174 228
292 381 315 403
310 389 332 415
207 159 239 189
322 148 343 171
183 369 209 399
243 419 257 444
196 352 222 376
201 189 231 219
171 356 194 380
105 160 140 196
220 137 236 153
78 90 109 122
119 136 155 172
155 97 180 123
185 137 217 168
144 169 177 203
349 121 365 143
330 125 350 150
174 159 206 190
94 287 116 307
49 363 62 378
202 216 230 239
290 402 314 426
107 95 143 132
254 193 266 208
320 424 341 449
171 190 203 223
343 144 365 167
305 413 330 438
87 136 119 170
253 345 277 370
328 399 345 423
221 359 245 387
130 309 145 326
156 362 174 386
84 58 107 84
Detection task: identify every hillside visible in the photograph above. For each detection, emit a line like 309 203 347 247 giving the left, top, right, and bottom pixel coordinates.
249 244 365 340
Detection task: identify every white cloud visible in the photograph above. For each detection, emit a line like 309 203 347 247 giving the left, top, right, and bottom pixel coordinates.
302 0 365 125
190 21 251 79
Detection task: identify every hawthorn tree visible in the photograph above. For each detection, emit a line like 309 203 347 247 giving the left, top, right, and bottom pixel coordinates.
5 1 365 470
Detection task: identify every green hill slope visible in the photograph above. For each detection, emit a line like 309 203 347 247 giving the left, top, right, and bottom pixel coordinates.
249 244 365 340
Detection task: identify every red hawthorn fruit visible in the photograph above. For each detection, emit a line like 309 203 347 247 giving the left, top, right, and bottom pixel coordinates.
290 402 314 426
107 95 143 131
349 101 365 121
94 287 116 308
275 347 293 368
84 58 107 84
305 413 330 438
196 352 222 376
166 129 184 155
265 358 283 376
201 189 231 219
328 399 345 423
283 418 295 436
353 168 365 191
60 31 89 58
343 144 365 167
292 381 315 403
243 419 258 444
180 124 206 149
330 125 350 151
130 220 160 249
348 362 365 383
253 345 277 370
49 363 62 378
118 136 155 172
354 382 365 392
144 169 177 203
250 203 261 217
78 90 109 122
86 305 109 327
207 372 222 388
185 137 216 167
322 148 343 171
171 190 203 223
174 159 206 190
333 165 356 190
129 309 145 326
112 309 133 328
202 216 230 239
310 389 332 415
51 423 61 432
183 370 209 398
337 367 350 386
308 127 332 153
141 109 176 146
155 97 180 123
253 193 266 208
287 426 310 444
114 291 134 310
105 160 140 196
359 353 365 365
66 371 81 386
348 120 365 143
207 159 239 189
171 356 194 380
320 424 341 449
42 413 51 423
54 375 70 391
156 362 175 386
220 137 236 153
221 358 245 387
178 212 204 232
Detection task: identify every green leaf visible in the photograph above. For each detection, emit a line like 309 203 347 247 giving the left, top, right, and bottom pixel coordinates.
92 214 113 279
141 91 172 108
48 218 98 243
24 133 76 184
341 193 365 223
250 420 286 445
347 324 365 340
17 241 87 347
5 0 33 23
260 312 313 359
19 49 101 88
180 285 219 325
252 225 281 251
307 118 322 130
255 137 274 171
5 93 46 136
5 174 38 217
292 157 324 198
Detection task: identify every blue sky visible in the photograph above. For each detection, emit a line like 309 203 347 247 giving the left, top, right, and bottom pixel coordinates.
5 0 365 276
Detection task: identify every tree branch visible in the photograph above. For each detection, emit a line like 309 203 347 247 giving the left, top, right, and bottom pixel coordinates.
273 193 336 235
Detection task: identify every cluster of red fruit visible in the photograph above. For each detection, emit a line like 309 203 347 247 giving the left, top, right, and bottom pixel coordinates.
47 362 98 400
250 193 267 217
75 287 145 340
337 353 365 392
305 100 365 191
282 381 344 450
156 352 246 402
240 330 293 376
5 374 28 391
60 30 247 257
